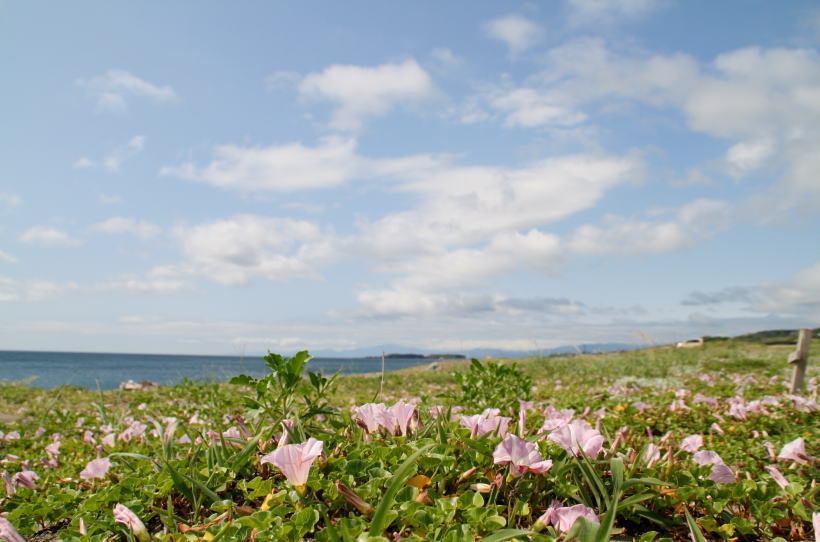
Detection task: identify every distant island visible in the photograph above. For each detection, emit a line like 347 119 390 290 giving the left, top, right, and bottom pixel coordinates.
365 353 466 360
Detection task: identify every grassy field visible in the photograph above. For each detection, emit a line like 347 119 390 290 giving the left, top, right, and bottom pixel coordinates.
0 339 817 541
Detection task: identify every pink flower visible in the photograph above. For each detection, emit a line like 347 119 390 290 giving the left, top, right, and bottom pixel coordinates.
389 401 415 436
539 407 574 432
113 503 149 542
1 471 14 496
710 422 724 435
778 437 810 465
764 465 789 490
460 411 511 439
0 517 26 542
707 463 735 484
548 420 604 458
643 443 661 467
679 434 703 453
80 457 111 480
492 434 553 477
11 470 38 490
260 437 323 488
692 450 724 466
353 403 388 433
101 433 116 448
552 504 599 533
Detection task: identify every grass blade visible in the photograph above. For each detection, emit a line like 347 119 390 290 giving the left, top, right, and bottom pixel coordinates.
368 443 435 536
479 528 535 541
684 508 707 542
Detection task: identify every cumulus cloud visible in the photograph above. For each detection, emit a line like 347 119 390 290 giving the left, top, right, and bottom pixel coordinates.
485 14 542 54
351 152 640 318
358 153 641 260
566 0 666 24
92 217 161 239
77 69 176 112
74 136 145 172
295 59 435 130
569 199 730 255
470 39 820 211
160 136 445 192
172 215 335 285
19 226 80 247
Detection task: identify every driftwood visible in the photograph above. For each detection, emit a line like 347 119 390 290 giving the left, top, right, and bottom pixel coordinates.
788 328 811 394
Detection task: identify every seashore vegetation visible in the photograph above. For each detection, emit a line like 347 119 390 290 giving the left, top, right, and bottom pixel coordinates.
0 339 817 541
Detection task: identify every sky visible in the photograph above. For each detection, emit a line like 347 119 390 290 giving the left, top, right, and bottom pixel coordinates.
2 1 820 356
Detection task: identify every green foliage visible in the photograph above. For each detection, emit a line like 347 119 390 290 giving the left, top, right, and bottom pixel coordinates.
449 358 532 411
1 342 817 540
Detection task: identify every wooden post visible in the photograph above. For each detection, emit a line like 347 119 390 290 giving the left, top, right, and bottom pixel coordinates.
788 328 811 394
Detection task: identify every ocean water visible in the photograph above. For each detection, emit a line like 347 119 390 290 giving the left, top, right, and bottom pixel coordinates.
0 350 433 390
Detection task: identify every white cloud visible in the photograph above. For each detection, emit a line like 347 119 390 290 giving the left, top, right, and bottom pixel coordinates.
297 59 435 130
173 215 335 285
98 194 123 205
265 70 301 90
569 199 730 255
485 14 541 54
352 153 639 318
0 275 79 302
102 266 187 293
358 153 642 260
92 217 161 239
0 251 17 264
431 47 462 66
73 157 94 169
473 40 820 209
752 262 820 319
19 226 81 247
681 262 820 322
566 0 665 24
161 136 445 192
725 138 775 177
76 136 145 172
0 193 23 213
490 87 588 128
77 69 177 112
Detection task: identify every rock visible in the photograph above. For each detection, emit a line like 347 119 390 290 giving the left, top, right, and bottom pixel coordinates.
119 380 159 391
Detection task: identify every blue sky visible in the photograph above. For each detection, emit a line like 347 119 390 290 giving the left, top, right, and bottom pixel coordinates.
2 1 820 355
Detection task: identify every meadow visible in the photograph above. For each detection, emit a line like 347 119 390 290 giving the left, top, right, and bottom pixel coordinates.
0 339 817 541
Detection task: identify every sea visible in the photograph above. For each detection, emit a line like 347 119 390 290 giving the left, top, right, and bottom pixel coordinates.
0 350 434 390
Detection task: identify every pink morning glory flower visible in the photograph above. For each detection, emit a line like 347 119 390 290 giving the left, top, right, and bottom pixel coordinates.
707 462 735 484
260 437 323 488
764 465 789 490
113 503 149 542
778 437 810 465
679 434 703 453
492 434 553 477
548 420 604 458
80 457 111 480
692 450 724 466
0 517 26 542
389 400 416 436
552 504 599 533
353 403 388 434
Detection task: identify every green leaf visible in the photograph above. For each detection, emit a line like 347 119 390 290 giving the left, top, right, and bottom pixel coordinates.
684 509 708 542
479 528 536 542
368 443 435 536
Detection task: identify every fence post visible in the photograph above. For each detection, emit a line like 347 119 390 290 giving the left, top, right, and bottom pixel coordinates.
788 328 811 394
